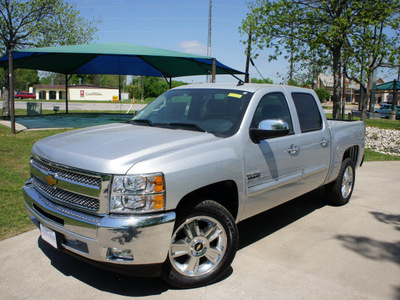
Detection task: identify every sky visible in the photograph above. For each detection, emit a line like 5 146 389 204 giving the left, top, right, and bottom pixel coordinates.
69 0 398 85
69 0 287 84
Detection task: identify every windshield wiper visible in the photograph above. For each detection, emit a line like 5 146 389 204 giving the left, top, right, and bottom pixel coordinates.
131 119 154 127
169 122 206 132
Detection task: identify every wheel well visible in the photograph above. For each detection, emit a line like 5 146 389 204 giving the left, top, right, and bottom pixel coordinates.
175 180 239 221
343 145 359 165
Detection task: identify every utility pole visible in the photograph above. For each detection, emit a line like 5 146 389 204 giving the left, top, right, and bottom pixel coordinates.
206 0 212 83
342 68 346 119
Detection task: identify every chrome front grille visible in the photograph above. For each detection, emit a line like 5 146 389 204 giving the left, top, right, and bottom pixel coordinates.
31 157 101 188
32 176 99 211
30 156 110 213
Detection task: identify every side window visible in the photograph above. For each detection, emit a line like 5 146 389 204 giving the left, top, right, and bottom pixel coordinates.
292 93 322 133
251 92 293 133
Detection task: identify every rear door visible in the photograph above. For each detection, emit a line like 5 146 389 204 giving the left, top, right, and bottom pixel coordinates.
291 92 331 191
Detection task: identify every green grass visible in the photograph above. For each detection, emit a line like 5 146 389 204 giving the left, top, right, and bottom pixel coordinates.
364 149 400 161
0 126 69 240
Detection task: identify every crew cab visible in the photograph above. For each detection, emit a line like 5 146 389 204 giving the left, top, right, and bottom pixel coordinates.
23 83 365 288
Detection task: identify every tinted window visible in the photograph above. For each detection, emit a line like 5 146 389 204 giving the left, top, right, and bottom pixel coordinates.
251 92 293 133
292 93 322 133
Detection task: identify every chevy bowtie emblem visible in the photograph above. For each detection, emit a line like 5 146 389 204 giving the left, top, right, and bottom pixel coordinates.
44 174 57 187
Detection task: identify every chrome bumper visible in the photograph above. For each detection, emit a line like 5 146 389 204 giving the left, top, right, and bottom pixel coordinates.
23 179 176 265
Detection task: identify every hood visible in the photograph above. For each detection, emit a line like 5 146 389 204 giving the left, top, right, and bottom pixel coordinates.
32 123 218 174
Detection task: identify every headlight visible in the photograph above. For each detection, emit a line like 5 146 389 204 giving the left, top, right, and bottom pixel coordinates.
110 173 165 213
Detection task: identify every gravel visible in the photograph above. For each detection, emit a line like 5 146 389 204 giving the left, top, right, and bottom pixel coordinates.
365 127 400 156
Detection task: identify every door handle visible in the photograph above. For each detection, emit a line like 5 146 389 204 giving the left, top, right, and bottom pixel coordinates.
321 137 330 148
287 144 300 155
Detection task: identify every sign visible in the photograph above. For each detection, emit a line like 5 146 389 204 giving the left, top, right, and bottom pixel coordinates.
27 102 42 115
80 90 84 97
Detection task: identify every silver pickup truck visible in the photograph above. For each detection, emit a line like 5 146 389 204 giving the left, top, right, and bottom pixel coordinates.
24 83 365 288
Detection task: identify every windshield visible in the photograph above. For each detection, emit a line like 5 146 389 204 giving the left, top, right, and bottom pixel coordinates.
131 88 253 137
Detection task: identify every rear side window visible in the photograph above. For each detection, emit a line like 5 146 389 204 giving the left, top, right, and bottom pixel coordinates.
292 93 322 133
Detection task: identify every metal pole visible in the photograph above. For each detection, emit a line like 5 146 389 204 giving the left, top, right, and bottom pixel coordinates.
244 30 251 83
206 0 212 83
65 74 69 114
118 74 122 102
342 71 346 119
8 50 15 134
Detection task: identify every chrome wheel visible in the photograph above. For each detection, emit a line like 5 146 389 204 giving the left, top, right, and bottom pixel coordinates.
326 158 355 206
341 165 354 199
168 215 227 277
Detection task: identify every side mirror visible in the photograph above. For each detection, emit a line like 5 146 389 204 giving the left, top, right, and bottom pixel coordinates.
249 119 290 143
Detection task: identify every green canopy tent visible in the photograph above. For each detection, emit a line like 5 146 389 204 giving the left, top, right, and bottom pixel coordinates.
0 42 246 133
375 80 400 91
375 79 399 120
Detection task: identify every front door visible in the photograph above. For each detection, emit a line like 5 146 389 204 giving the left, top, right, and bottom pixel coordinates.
242 92 303 220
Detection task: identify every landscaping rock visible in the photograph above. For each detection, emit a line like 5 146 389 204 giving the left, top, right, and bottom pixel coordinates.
365 127 400 156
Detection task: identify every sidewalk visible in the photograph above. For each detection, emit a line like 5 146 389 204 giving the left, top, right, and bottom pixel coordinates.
0 161 399 299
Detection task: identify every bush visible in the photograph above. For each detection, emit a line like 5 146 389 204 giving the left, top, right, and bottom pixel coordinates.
315 88 331 103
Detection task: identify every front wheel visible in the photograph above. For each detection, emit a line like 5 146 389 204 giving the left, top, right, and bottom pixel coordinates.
162 200 238 288
326 158 355 206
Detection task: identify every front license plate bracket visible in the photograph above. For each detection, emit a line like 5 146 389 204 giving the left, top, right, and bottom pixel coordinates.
40 223 59 249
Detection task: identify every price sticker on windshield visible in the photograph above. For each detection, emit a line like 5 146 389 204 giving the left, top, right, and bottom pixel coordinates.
228 93 243 99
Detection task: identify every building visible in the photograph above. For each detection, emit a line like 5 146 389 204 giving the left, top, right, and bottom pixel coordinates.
316 74 360 103
315 74 392 105
33 84 128 101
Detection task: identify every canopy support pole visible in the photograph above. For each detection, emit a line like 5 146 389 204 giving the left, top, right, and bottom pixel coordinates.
119 75 122 102
9 50 15 134
163 76 172 89
65 74 72 114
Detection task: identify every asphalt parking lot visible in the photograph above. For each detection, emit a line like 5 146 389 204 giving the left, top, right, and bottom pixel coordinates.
0 161 399 299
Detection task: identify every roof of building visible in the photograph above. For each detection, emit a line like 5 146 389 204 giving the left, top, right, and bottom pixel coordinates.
34 84 117 90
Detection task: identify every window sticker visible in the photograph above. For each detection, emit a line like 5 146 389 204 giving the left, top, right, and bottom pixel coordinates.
228 93 243 99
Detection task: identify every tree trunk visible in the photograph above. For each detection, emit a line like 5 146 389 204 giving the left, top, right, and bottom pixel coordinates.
332 48 342 119
2 68 10 118
361 71 374 123
360 85 367 123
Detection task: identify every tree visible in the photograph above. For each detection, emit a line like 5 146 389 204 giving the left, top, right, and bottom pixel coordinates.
14 69 39 91
315 88 331 103
128 77 187 100
250 77 273 84
240 0 380 119
343 1 400 121
1 0 98 117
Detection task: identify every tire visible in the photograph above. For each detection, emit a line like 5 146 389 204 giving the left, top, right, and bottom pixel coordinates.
326 158 355 206
162 200 238 288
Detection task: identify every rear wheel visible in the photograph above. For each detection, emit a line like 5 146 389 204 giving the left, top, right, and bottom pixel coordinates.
326 158 355 205
162 200 238 288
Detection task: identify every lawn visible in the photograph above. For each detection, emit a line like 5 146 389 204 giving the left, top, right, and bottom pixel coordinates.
0 115 399 241
0 126 69 240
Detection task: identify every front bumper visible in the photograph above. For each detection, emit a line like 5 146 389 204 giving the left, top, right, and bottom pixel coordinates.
23 179 176 269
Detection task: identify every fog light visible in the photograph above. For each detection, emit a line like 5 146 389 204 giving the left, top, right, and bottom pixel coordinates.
107 247 134 261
